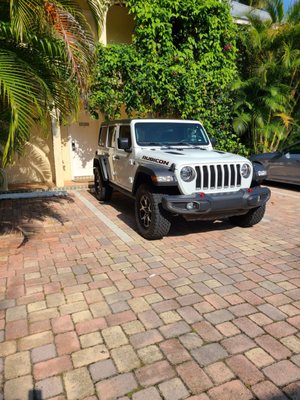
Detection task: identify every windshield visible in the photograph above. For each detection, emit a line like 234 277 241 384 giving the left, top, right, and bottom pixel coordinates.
135 122 210 146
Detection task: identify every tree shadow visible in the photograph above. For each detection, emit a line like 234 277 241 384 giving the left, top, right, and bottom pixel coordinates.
0 195 74 247
28 390 43 400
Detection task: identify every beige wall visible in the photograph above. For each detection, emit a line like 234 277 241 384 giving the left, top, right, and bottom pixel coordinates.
6 127 55 185
106 5 134 44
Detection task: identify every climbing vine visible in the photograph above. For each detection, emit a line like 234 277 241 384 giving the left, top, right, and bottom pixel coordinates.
89 0 248 154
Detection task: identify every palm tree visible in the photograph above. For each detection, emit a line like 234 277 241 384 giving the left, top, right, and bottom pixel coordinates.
0 0 105 169
233 0 300 152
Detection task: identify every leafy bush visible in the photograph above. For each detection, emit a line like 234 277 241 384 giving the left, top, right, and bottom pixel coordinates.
89 0 249 154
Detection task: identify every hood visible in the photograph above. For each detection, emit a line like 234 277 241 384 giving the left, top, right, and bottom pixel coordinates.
137 147 249 168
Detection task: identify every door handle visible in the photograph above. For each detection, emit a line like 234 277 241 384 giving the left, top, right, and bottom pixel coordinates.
112 155 120 160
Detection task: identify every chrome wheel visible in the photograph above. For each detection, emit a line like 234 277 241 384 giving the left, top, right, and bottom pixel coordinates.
139 194 152 229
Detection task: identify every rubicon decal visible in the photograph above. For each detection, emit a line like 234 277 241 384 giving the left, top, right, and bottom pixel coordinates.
142 156 169 166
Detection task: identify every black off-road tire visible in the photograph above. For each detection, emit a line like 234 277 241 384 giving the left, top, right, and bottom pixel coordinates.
135 185 171 240
94 168 112 202
229 204 266 227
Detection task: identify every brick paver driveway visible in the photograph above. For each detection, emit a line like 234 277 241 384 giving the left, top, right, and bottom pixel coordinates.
0 185 299 400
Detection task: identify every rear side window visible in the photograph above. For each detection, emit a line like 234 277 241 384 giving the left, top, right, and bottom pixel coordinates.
98 126 108 146
118 125 131 149
107 126 117 148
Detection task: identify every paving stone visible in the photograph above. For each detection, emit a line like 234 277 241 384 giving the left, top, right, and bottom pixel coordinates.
216 321 241 337
159 321 191 339
160 311 182 324
5 351 31 379
177 306 202 324
111 345 141 372
51 315 74 334
284 382 300 400
132 387 162 400
31 344 57 363
136 360 176 386
0 340 16 356
6 305 27 321
64 367 94 400
228 304 257 317
193 321 223 342
263 360 300 386
55 331 80 355
204 361 235 384
96 372 138 400
249 312 273 326
80 331 103 348
208 380 253 400
204 309 234 325
128 298 150 313
4 375 33 400
252 380 288 400
159 339 192 364
6 319 28 340
226 354 264 385
18 331 53 351
72 344 109 368
35 376 64 399
265 321 297 338
191 343 228 367
89 359 117 382
233 317 264 338
33 355 73 380
177 361 213 393
256 335 292 360
222 334 256 354
130 329 163 349
138 309 162 329
258 304 287 321
137 345 163 364
122 320 145 335
245 347 274 368
75 317 107 335
102 326 128 349
280 335 300 353
179 332 203 350
159 377 190 400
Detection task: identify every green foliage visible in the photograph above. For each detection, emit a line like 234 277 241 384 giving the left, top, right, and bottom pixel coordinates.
233 0 300 153
89 0 248 154
0 0 104 168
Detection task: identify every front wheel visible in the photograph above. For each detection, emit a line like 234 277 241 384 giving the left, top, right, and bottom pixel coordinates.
94 168 112 202
135 185 171 240
229 204 266 227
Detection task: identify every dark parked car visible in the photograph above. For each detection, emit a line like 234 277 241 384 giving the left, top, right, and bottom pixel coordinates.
250 142 300 185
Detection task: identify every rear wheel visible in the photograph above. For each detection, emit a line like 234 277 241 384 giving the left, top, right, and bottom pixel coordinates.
229 204 266 227
135 185 171 240
94 168 112 201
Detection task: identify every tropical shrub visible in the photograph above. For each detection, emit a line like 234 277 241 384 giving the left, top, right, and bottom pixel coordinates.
233 0 300 153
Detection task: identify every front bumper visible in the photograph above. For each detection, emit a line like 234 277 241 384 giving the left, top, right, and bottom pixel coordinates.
161 186 271 216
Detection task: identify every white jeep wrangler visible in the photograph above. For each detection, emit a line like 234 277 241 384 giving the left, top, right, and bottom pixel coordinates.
94 119 270 239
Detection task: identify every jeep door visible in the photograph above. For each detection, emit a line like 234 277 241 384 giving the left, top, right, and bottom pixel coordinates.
114 124 135 191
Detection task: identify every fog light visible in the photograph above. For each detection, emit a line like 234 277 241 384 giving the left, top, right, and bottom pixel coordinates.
186 202 194 210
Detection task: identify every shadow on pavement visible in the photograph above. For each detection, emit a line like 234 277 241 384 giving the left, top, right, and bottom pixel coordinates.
0 195 74 246
94 190 234 238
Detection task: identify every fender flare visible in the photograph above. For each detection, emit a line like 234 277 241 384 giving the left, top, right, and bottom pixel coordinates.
93 155 110 182
132 164 177 194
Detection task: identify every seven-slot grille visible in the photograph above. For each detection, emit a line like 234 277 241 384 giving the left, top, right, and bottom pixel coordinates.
195 164 242 190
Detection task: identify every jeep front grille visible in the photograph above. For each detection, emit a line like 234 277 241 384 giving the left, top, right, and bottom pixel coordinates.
195 164 241 190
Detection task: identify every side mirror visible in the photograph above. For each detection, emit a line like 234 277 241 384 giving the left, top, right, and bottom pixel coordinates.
118 137 131 151
210 137 217 147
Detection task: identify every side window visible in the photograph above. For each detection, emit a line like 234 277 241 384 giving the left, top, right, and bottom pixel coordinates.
98 126 108 147
118 125 131 149
107 126 117 148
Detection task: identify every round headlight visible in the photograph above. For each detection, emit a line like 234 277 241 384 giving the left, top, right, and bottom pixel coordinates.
241 163 251 179
180 166 196 182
